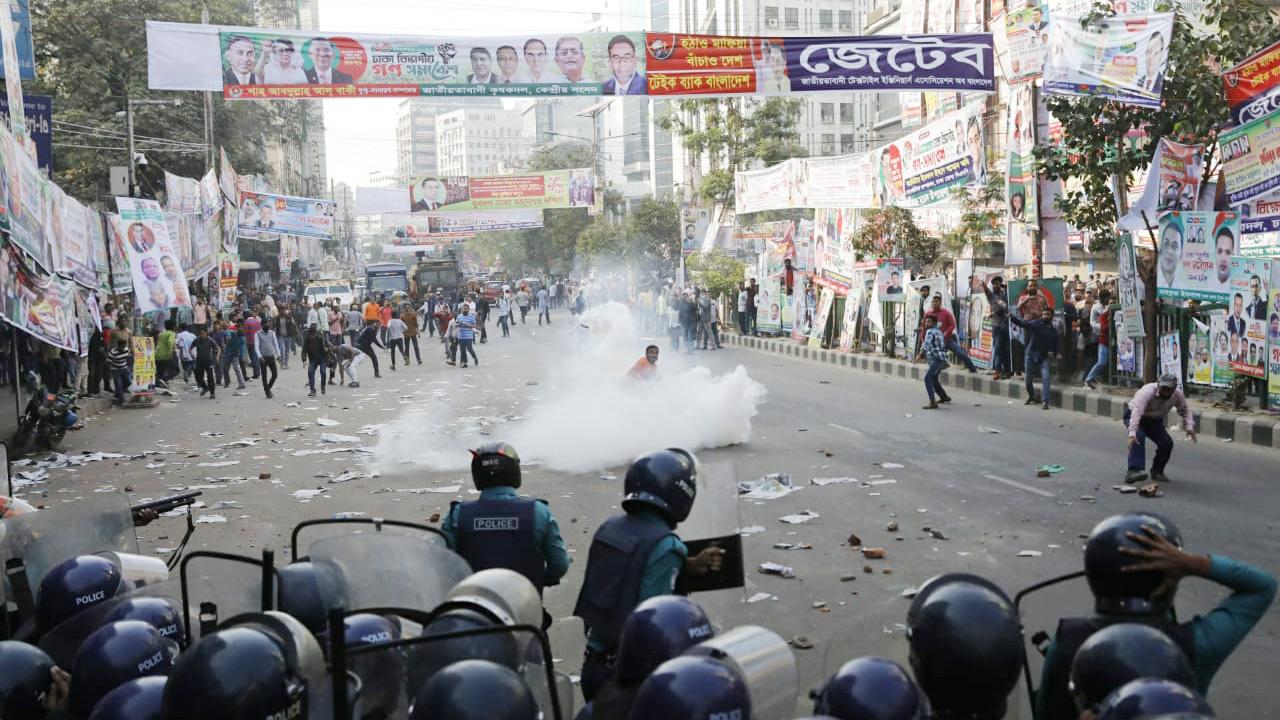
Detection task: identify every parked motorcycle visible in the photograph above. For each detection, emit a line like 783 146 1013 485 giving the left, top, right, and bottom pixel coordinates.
11 371 78 455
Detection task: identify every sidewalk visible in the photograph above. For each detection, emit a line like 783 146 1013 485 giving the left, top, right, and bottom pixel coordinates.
722 333 1280 451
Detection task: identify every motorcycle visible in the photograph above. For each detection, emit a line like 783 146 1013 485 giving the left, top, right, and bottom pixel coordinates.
12 370 78 455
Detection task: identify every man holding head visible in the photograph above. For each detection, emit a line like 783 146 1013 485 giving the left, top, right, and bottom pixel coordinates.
305 37 353 84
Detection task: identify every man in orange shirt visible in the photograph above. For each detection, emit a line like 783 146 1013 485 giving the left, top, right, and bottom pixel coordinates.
626 345 660 380
378 299 393 345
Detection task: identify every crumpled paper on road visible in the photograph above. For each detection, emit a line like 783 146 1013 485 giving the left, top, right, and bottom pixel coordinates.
738 473 798 500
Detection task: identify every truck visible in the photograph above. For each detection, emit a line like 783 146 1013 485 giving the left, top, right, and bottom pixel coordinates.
411 248 462 297
364 262 410 299
303 279 355 309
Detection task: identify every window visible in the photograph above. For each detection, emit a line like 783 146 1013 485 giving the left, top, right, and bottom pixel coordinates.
820 103 835 123
818 9 833 28
839 103 854 123
840 133 855 153
764 5 779 25
821 133 835 155
784 7 799 28
838 9 853 28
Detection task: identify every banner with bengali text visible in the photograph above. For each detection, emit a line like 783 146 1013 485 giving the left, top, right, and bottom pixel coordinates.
114 197 193 313
1222 38 1280 127
1155 212 1239 303
408 170 595 212
1043 13 1173 108
1219 107 1280 205
0 234 78 351
236 190 335 240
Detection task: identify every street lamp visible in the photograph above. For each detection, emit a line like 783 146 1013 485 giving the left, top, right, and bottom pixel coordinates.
115 97 184 197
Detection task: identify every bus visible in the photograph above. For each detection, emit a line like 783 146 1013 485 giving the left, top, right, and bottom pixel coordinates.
365 262 410 299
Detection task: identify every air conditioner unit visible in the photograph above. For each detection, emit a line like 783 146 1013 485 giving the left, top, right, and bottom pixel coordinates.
839 22 852 28
767 18 779 27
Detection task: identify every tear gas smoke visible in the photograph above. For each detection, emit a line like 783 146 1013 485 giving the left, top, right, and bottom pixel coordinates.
370 301 768 475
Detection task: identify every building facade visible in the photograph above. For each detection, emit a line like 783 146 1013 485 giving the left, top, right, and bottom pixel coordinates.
436 106 528 177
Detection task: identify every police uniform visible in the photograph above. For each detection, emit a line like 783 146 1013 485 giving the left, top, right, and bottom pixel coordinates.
441 486 571 593
1036 555 1276 719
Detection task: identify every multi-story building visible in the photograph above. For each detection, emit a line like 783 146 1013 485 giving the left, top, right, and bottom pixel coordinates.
255 0 327 198
395 98 504 181
367 169 403 188
436 106 528 177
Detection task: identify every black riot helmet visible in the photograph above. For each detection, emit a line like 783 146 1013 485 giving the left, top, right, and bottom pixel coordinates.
277 561 348 639
1095 678 1213 720
88 677 167 720
622 448 698 526
0 640 55 719
105 596 187 648
627 654 752 720
906 574 1023 720
344 613 404 720
68 620 177 717
614 595 715 686
409 659 538 720
1069 622 1195 713
471 442 522 490
1084 512 1183 614
405 608 522 692
812 656 930 720
35 554 127 632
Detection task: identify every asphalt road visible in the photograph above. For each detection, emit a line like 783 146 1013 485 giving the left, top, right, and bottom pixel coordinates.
14 310 1277 718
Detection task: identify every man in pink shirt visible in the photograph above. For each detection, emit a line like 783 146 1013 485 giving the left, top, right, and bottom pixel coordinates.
1124 373 1197 484
923 294 978 372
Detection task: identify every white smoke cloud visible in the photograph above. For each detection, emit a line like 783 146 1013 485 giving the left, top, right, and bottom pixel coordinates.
369 301 768 475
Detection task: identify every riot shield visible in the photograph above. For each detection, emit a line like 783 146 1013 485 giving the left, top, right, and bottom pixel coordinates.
0 491 137 591
306 533 471 614
289 518 448 560
678 459 747 628
1015 571 1090 720
328 609 570 720
179 550 281 641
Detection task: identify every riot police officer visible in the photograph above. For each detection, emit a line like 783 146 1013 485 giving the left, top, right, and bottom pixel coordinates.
627 654 751 720
1069 622 1195 712
812 656 929 720
572 449 724 701
409 659 538 720
1035 512 1276 720
1094 678 1213 720
440 443 571 609
68 620 176 717
0 640 68 718
88 677 167 720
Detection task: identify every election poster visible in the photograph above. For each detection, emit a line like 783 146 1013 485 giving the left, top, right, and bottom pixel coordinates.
1238 193 1280 257
0 0 34 80
876 258 906 302
217 252 239 308
733 161 800 214
755 277 783 333
164 171 200 214
1117 233 1146 338
873 102 987 209
809 286 835 348
812 207 857 292
90 210 110 293
427 209 543 236
0 95 52 178
56 189 97 288
1116 314 1140 373
805 155 875 208
410 169 595 212
1159 331 1183 389
103 214 132 293
1223 257 1271 377
1222 39 1280 127
1155 212 1239 303
237 191 335 240
1043 13 1173 108
1228 317 1267 378
680 206 710 257
199 168 223 222
132 336 156 389
191 214 217 278
1118 139 1203 233
1269 288 1280 407
1 126 49 271
838 275 869 350
1227 257 1272 323
114 197 192 313
1003 2 1049 83
1209 314 1234 385
0 235 78 352
1006 82 1038 228
1188 319 1214 386
1219 108 1280 205
793 219 813 271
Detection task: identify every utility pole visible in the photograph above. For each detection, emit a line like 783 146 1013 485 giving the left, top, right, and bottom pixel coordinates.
121 97 184 198
202 5 216 170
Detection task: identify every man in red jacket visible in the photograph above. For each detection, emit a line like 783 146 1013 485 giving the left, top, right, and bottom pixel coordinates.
924 294 977 373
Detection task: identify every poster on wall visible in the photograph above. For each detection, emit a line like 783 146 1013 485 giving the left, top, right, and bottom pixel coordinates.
1218 106 1280 205
1188 319 1214 386
1209 314 1234 385
0 236 79 351
755 277 783 333
1006 82 1038 228
132 336 156 389
809 286 835 348
1155 212 1238 302
1116 314 1140 373
1003 1 1049 82
114 197 192 313
875 258 905 302
811 207 856 291
1159 331 1183 388
217 252 239 308
872 102 987 209
1043 12 1173 108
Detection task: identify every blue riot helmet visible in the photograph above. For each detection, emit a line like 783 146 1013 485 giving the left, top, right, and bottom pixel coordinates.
614 595 715 685
68 620 177 717
105 596 186 648
1084 512 1183 614
906 574 1023 720
88 677 167 720
344 613 401 648
622 449 699 526
812 656 930 720
345 613 404 719
0 640 55 719
1069 623 1195 713
405 608 521 691
35 554 126 632
409 659 538 720
627 655 751 720
1095 679 1213 720
277 560 348 640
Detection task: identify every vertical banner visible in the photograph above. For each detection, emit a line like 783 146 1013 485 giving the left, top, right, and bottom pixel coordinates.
1188 319 1213 386
812 207 857 291
217 252 239 308
1004 1 1049 82
1119 139 1204 233
1159 331 1183 388
1210 314 1234 385
1268 287 1280 408
923 0 959 122
1006 82 1038 228
809 287 835 348
1155 212 1238 302
681 205 709 256
1117 233 1145 338
0 3 26 141
1226 257 1270 378
131 336 156 389
756 277 782 333
875 258 905 302
114 197 193 313
838 276 867 350
1116 314 1140 373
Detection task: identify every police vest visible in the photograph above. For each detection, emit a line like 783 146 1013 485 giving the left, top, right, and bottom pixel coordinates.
454 497 547 593
1038 614 1197 720
572 513 677 650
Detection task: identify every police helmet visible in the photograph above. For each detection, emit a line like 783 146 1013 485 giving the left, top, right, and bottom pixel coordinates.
406 608 522 692
345 613 405 718
1069 622 1195 712
471 442 522 490
628 655 751 720
36 554 126 632
88 676 167 720
0 640 55 719
409 659 538 720
813 656 929 720
622 448 698 526
68 620 177 717
1095 678 1213 720
906 574 1023 720
614 595 715 686
445 568 543 629
277 560 348 638
163 612 326 720
1084 512 1183 614
344 613 401 648
105 596 186 648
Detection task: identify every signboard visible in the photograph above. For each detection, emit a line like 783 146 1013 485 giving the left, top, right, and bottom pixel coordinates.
1043 12 1173 108
1155 212 1239 303
0 236 78 351
812 207 856 292
0 95 50 177
1222 38 1280 127
1006 82 1038 228
409 169 595 212
237 190 335 239
1117 233 1145 338
0 0 33 80
114 197 193 312
1188 318 1214 386
217 252 239 308
875 258 905 302
1218 107 1280 205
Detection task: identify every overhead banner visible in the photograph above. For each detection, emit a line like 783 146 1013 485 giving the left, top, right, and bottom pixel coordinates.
734 161 799 214
114 197 193 313
1006 82 1038 228
1222 39 1280 127
805 154 876 209
1219 107 1280 205
1003 1 1048 83
237 190 335 240
1155 212 1239 303
151 21 996 98
409 169 595 212
0 237 78 352
1 125 49 271
1043 12 1173 108
873 102 987 209
1118 138 1203 233
1238 193 1280 257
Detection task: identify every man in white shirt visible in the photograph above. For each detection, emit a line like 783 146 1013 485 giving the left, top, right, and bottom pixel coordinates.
554 36 588 83
257 38 308 85
305 37 354 84
519 38 566 83
175 325 197 382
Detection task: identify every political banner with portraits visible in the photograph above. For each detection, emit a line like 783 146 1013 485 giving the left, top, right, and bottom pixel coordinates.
103 214 132 293
1209 314 1234 385
1223 257 1271 378
809 286 835 348
199 168 223 222
236 190 334 240
1219 107 1280 206
114 197 192 313
1268 288 1280 407
164 171 200 214
217 252 239 308
382 213 456 254
811 207 858 292
1155 212 1239 303
408 169 595 212
426 209 543 235
1117 233 1145 338
1006 82 1038 228
0 235 78 352
680 206 710 257
1003 1 1049 83
755 277 783 333
1188 318 1215 386
1118 138 1203 234
1159 331 1183 389
1043 13 1172 108
1222 39 1280 127
54 188 97 288
90 210 111 293
876 258 906 302
733 161 798 214
871 102 987 209
1 125 49 270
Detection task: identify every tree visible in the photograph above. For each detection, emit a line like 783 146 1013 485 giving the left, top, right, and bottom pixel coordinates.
1035 0 1279 378
685 251 745 299
853 206 939 270
576 218 626 265
623 197 680 276
942 173 1006 258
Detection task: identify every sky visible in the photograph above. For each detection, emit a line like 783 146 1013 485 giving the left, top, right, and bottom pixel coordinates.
317 0 620 188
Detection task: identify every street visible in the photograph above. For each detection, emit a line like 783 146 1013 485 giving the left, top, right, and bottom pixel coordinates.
18 306 1279 717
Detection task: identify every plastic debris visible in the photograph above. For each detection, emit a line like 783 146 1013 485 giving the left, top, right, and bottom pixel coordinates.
758 562 796 579
316 417 341 427
811 477 858 486
195 514 227 524
778 510 819 524
737 526 767 536
1114 485 1139 494
861 548 886 559
773 542 813 550
291 489 327 500
746 592 775 603
738 473 797 500
978 426 1002 434
329 470 370 484
319 433 360 444
1036 464 1064 474
901 587 919 598
197 461 239 468
1017 550 1043 558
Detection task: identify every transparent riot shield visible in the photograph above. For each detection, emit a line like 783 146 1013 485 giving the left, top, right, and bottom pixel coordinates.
328 608 570 720
306 533 471 614
1015 571 1090 720
179 550 281 642
289 518 448 561
0 490 137 590
677 459 747 629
